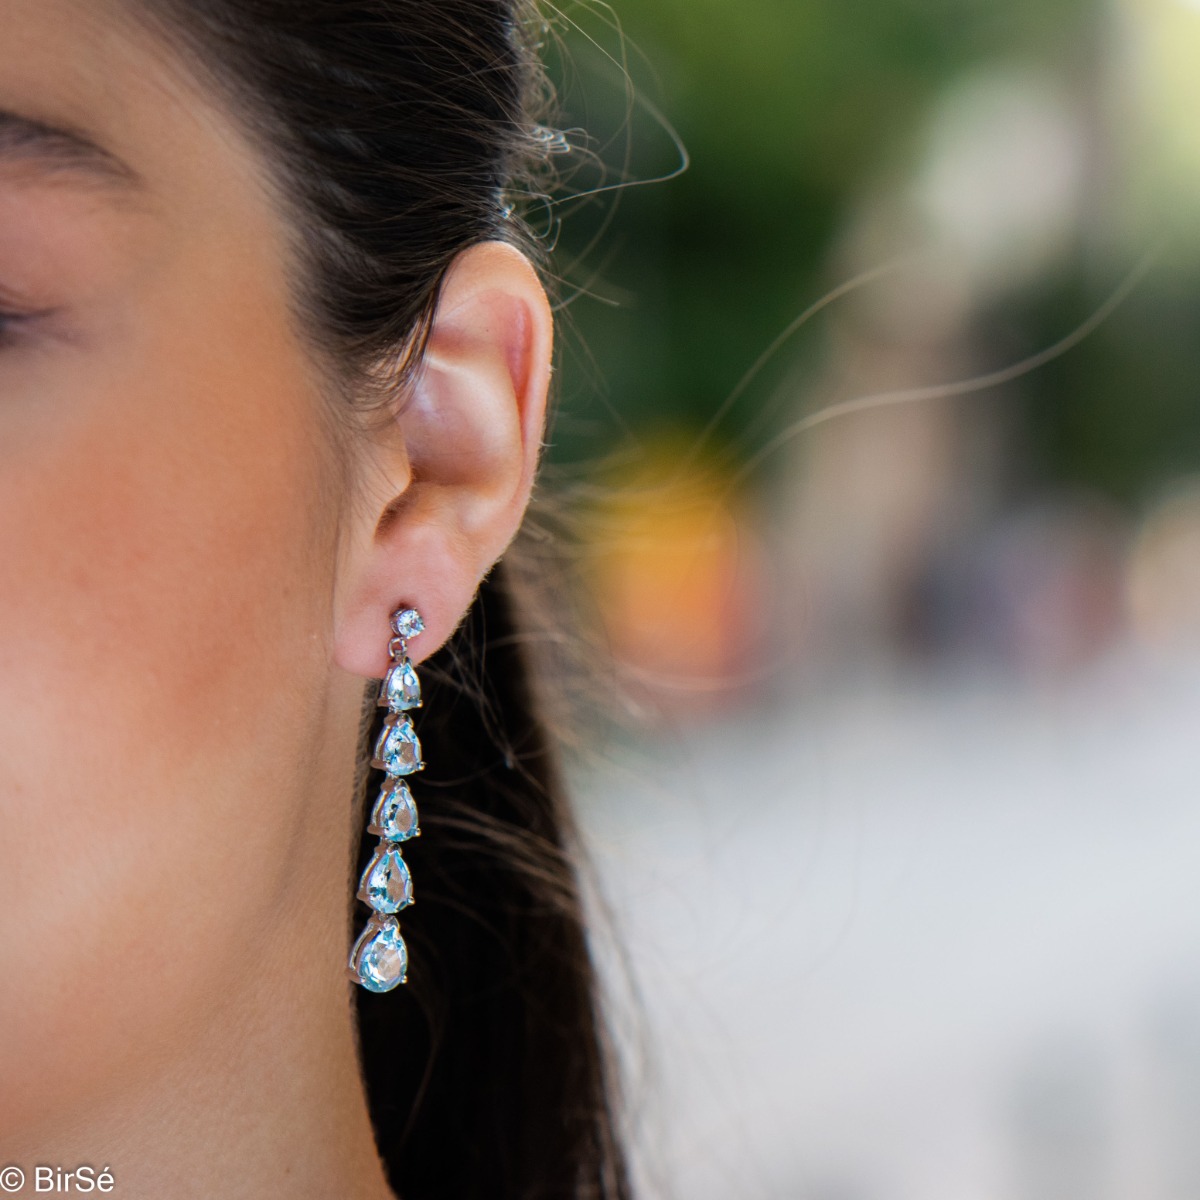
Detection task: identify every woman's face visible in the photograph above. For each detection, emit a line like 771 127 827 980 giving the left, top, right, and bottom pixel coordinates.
0 0 365 1133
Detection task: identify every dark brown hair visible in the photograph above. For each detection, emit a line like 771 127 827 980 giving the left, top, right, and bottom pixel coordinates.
130 2 630 1197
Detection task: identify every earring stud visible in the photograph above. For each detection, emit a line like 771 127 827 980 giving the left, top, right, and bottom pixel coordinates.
348 606 425 992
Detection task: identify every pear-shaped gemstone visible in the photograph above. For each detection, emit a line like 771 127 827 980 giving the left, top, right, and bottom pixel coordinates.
369 780 420 842
379 658 421 711
351 917 408 992
373 714 423 776
359 846 413 914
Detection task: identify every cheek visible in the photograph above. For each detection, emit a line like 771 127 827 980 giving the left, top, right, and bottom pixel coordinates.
0 288 342 1124
0 313 332 769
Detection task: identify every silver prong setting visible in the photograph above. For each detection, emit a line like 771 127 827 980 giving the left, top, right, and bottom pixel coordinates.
349 605 425 993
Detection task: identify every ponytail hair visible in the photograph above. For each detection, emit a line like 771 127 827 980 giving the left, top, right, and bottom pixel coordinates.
132 2 630 1196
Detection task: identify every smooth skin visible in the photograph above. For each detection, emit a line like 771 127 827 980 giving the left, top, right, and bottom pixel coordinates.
0 1 552 1196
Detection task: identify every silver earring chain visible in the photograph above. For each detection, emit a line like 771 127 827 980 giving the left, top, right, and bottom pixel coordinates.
347 606 425 992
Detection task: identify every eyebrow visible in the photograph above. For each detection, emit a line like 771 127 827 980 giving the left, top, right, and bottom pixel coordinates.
0 108 141 189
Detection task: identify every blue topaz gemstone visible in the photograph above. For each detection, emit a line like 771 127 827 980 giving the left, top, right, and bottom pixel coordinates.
368 779 420 842
359 845 413 914
372 714 423 776
351 917 408 992
390 608 425 640
379 658 421 711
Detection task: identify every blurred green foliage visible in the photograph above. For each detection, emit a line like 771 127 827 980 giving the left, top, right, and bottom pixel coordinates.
543 0 1200 506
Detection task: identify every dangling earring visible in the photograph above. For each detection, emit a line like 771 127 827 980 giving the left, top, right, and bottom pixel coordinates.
347 606 425 993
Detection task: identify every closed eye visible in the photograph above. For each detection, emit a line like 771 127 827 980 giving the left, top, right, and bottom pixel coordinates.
0 309 25 344
0 306 54 346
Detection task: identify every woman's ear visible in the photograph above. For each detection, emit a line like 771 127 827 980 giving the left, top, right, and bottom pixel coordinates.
332 240 553 676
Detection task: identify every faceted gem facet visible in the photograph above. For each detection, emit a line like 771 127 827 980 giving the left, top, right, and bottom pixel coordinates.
379 658 421 711
369 779 420 842
352 918 408 992
391 608 425 639
373 714 423 776
359 846 413 914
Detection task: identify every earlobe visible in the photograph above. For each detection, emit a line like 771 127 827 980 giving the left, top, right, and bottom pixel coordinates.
332 241 553 679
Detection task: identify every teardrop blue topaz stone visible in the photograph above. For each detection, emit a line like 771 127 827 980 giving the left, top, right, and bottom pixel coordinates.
351 917 408 992
359 846 413 914
369 779 420 842
379 658 421 711
373 714 423 776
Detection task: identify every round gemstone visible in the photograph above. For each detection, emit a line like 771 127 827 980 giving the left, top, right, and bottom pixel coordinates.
369 780 420 842
359 846 413 914
390 608 425 639
373 715 423 776
354 919 408 992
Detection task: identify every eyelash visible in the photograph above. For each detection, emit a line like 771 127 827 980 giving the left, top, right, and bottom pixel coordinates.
0 308 29 344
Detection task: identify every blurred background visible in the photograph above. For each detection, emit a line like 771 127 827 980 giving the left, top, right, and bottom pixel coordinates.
530 0 1200 1196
